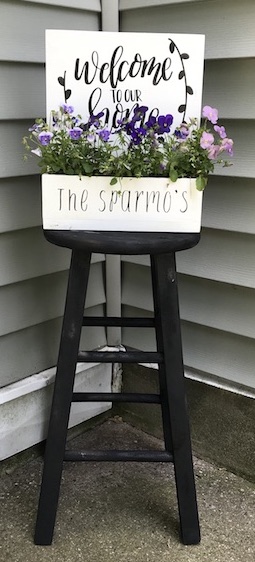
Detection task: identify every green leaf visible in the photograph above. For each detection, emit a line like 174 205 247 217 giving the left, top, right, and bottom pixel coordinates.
51 164 61 172
110 177 118 186
84 162 93 174
169 169 178 182
196 176 207 191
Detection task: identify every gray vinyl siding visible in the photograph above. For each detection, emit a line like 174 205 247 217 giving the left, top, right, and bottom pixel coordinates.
120 0 255 391
0 1 100 62
1 0 254 394
120 0 254 58
0 306 106 388
0 0 104 389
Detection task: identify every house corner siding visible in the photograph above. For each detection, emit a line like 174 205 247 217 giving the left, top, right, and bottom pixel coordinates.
120 0 255 393
0 0 110 459
1 0 255 460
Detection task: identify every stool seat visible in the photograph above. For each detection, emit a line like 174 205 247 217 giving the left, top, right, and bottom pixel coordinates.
44 229 200 255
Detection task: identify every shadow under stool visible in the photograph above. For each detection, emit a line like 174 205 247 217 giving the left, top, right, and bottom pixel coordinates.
34 230 201 546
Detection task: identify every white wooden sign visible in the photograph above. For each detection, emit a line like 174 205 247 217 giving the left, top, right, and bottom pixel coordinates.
46 30 205 130
44 30 205 232
42 176 203 232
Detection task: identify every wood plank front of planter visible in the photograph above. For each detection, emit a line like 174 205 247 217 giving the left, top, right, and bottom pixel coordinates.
42 175 203 233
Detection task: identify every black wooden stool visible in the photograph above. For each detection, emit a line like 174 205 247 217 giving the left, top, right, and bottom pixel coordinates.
34 230 201 546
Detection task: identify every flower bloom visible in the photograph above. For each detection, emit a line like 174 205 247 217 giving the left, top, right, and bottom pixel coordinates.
98 129 111 142
29 123 42 133
25 103 233 188
202 105 218 124
69 127 83 140
61 104 74 114
157 114 173 134
145 116 157 129
130 127 147 145
89 112 104 127
38 131 53 145
220 137 234 156
87 132 96 143
72 117 81 126
132 106 149 122
200 131 214 149
207 144 220 160
174 124 189 140
159 163 167 172
214 125 226 139
31 147 42 157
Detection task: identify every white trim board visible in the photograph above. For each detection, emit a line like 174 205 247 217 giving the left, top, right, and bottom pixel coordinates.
140 362 255 400
0 361 112 461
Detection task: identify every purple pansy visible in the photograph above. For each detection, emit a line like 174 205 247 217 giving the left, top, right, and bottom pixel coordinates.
87 132 95 143
124 121 136 135
69 127 83 140
61 104 74 114
214 125 227 139
159 163 167 172
38 131 53 145
89 112 104 127
134 105 149 114
130 127 147 145
207 145 220 160
31 147 42 157
202 105 218 125
98 129 111 142
157 114 173 134
174 124 189 140
72 116 81 126
200 131 214 149
145 116 157 129
132 105 149 120
29 123 42 133
220 137 234 156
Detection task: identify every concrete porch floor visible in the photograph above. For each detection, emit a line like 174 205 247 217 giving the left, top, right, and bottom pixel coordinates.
1 418 254 562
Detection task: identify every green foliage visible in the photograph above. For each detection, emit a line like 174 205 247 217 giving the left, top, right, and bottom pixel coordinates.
23 104 233 191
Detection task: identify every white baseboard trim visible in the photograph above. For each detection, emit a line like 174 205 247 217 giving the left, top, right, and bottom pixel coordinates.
140 362 255 400
0 360 112 461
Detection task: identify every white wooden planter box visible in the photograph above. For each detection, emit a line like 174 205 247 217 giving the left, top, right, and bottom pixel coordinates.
42 175 203 233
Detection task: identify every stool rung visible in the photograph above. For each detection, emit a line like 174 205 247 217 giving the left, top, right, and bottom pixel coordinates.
72 392 161 403
64 450 173 462
83 316 155 328
77 350 163 364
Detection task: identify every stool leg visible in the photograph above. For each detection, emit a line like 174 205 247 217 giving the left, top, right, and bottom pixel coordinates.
34 250 91 545
151 253 200 545
151 257 173 454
